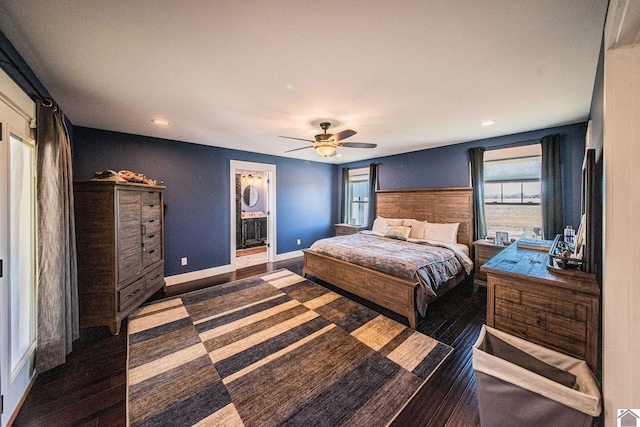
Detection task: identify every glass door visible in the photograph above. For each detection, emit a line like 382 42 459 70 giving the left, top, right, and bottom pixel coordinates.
0 69 37 427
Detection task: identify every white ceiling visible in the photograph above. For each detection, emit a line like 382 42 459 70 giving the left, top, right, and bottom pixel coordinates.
0 0 608 164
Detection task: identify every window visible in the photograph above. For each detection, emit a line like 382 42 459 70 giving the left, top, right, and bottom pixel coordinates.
344 167 370 226
484 145 542 238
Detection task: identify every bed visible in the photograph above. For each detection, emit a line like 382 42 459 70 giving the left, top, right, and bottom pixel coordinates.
302 187 474 328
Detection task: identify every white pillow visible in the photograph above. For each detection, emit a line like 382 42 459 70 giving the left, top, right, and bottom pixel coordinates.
372 217 404 236
385 225 412 241
371 217 388 235
403 219 428 239
423 222 459 245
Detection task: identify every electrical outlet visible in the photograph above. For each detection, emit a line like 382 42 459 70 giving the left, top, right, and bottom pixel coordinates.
296 239 301 245
181 257 187 266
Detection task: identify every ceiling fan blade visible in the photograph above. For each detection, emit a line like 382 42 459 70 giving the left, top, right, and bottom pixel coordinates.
332 129 356 141
339 142 377 149
284 145 314 153
279 136 315 143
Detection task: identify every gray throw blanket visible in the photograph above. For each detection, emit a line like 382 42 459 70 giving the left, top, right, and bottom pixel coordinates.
310 232 472 316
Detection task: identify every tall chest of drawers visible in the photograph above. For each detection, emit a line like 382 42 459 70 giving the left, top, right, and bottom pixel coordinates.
74 181 165 334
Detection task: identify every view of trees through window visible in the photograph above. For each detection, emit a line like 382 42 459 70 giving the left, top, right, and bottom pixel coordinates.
484 145 543 239
345 168 369 226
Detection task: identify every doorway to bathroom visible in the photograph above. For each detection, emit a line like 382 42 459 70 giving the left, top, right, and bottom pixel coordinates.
229 160 276 269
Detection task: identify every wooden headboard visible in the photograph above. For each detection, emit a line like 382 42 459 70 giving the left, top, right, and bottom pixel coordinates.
376 187 474 248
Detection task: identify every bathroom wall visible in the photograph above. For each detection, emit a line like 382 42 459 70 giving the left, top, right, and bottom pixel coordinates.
238 169 266 214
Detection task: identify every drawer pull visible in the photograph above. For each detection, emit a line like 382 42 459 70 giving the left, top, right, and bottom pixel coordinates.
148 249 155 254
148 234 155 238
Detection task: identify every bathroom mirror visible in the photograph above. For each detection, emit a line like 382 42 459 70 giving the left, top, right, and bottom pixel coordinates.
243 185 259 207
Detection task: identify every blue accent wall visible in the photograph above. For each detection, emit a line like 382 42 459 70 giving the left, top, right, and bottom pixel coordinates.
72 127 337 276
588 37 604 279
341 122 588 231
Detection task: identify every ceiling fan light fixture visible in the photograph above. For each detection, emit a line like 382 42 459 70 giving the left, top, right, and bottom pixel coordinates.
281 121 371 157
315 143 336 157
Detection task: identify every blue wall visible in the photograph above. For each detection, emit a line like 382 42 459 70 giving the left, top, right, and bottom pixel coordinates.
341 123 588 230
73 123 587 278
588 37 604 279
72 127 338 276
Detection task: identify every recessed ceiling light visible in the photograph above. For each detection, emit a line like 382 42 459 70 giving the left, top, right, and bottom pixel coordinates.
480 120 496 127
152 119 169 125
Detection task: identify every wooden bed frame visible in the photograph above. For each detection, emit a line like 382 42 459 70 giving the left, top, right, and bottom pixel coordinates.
302 187 474 328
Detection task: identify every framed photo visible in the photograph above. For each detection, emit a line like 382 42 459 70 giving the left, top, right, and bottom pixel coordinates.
495 231 509 245
575 214 586 259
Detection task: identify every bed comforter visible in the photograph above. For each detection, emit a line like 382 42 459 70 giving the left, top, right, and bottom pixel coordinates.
309 231 473 316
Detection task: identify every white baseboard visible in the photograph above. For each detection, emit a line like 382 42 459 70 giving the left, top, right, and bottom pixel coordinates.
164 249 304 286
273 249 304 262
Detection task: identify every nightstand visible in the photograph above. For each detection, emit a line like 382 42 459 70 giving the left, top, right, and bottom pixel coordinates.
334 223 367 236
472 239 508 292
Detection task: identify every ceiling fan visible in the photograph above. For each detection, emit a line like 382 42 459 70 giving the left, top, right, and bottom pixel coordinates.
280 122 377 157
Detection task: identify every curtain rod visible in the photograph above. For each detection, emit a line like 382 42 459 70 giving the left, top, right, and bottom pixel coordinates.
485 138 541 151
0 44 47 100
485 134 563 151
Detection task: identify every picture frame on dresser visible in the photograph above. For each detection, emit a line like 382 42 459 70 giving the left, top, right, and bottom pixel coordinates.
575 213 586 260
495 231 509 245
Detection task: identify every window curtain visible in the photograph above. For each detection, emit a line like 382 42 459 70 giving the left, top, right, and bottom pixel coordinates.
340 167 349 223
468 147 487 240
36 98 79 372
367 163 379 229
541 134 564 239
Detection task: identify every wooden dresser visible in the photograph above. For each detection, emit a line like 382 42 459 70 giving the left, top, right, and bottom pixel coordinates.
472 239 508 292
74 181 166 334
334 223 367 236
482 242 600 371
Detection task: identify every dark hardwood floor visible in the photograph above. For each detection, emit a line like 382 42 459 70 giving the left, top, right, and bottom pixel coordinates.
13 257 488 426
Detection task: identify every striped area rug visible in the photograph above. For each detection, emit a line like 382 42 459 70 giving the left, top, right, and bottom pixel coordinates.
127 269 453 426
